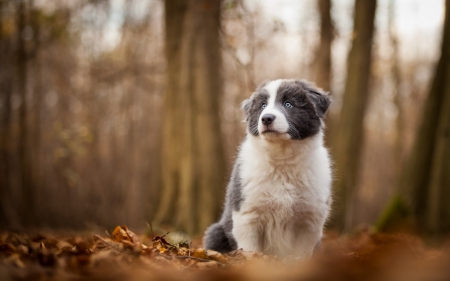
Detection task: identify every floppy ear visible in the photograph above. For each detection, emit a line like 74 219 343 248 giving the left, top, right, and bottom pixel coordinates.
241 98 253 121
307 89 332 118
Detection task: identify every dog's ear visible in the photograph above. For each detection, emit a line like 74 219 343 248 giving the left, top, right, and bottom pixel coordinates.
306 86 332 118
241 98 253 121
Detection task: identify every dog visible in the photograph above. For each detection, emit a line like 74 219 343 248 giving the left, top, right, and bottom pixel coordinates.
203 79 332 258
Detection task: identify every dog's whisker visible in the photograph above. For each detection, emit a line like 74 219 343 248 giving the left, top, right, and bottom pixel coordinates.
288 122 301 139
249 124 259 135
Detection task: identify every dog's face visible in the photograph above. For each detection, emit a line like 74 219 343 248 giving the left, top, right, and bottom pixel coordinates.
242 79 331 140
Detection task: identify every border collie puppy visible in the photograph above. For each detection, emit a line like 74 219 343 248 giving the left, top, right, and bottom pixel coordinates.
204 79 332 258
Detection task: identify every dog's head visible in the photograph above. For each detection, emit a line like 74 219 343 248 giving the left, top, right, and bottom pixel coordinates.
242 79 331 140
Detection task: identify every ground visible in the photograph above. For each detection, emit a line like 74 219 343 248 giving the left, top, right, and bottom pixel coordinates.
1 225 449 281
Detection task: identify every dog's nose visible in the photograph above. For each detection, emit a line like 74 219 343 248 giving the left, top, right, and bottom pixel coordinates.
261 114 276 125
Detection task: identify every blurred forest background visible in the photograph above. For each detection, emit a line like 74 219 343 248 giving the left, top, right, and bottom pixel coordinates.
0 0 449 238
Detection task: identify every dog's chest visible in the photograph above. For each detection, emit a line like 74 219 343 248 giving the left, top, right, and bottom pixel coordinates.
239 153 323 223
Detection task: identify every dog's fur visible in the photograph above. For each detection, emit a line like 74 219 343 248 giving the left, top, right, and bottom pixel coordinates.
204 79 332 258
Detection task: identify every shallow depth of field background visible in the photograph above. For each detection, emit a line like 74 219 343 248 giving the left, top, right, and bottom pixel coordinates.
0 0 448 240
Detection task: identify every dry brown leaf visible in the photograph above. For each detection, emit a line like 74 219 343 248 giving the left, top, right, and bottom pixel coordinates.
112 226 129 243
1 226 448 281
0 243 15 255
5 253 25 268
196 260 219 269
123 227 141 245
177 247 189 256
206 250 228 264
39 241 47 251
56 240 73 251
192 248 207 260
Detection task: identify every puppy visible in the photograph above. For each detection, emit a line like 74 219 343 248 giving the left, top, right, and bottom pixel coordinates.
204 79 332 258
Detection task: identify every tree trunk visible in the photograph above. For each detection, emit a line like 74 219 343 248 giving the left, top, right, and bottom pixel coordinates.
378 0 450 236
0 0 14 226
329 0 377 232
30 0 43 224
155 0 226 234
314 0 334 92
314 0 335 149
389 0 404 168
17 0 35 225
426 70 450 234
412 0 450 234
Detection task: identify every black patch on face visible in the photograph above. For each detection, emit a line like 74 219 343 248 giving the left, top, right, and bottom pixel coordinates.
305 89 332 118
275 80 331 139
242 83 269 136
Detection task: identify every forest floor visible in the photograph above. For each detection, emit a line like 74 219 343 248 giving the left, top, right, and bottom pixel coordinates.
1 225 450 281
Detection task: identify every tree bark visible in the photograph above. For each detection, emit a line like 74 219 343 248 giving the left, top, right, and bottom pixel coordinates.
314 0 334 92
329 0 377 232
417 0 450 234
378 0 450 236
426 70 450 234
0 0 14 225
389 0 404 168
17 0 35 225
155 0 226 234
30 0 43 224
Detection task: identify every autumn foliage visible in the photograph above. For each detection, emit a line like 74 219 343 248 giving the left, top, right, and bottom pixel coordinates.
1 226 450 281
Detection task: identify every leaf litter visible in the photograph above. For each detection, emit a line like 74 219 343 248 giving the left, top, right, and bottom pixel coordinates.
1 225 450 281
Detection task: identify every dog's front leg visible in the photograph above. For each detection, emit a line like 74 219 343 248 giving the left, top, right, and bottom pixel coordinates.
231 211 262 253
292 227 323 258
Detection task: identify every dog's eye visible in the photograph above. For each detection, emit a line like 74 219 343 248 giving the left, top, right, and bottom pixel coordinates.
261 103 267 109
284 101 292 108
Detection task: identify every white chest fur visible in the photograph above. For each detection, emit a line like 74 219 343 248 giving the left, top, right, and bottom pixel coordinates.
231 132 332 258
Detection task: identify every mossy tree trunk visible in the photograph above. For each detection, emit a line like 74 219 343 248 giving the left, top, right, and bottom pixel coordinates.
378 0 450 236
155 0 226 235
329 0 377 232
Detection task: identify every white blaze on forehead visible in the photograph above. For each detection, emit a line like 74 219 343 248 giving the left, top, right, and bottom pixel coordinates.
264 79 283 108
258 79 289 136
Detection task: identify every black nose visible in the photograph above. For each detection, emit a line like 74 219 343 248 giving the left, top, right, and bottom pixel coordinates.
261 114 276 125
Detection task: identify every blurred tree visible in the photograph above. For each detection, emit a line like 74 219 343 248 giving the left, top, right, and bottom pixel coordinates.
155 0 226 234
388 0 404 169
30 0 43 210
313 0 334 92
0 0 14 226
329 0 377 232
0 0 442 232
16 0 36 224
0 0 168 229
378 0 450 236
313 0 335 149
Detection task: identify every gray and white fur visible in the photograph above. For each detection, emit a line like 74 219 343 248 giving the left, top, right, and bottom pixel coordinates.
204 79 332 258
